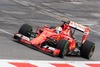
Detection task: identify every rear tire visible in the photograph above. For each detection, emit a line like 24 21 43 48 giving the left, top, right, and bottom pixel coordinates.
80 40 95 59
56 39 69 58
18 24 32 37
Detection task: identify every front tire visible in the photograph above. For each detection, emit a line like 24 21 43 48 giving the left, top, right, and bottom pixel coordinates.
80 40 95 59
18 24 32 37
56 39 69 58
49 26 56 29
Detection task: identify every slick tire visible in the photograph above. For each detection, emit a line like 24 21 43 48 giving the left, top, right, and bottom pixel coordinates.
18 24 32 37
80 40 95 59
56 39 69 58
49 26 56 29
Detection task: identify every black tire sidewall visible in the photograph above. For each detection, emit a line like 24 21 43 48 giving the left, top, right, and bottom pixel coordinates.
56 39 69 58
49 26 56 29
80 40 95 59
18 24 32 37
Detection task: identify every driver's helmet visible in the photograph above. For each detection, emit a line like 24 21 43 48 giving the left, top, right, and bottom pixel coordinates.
55 26 62 34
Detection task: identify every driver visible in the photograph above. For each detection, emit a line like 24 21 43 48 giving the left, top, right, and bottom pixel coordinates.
55 26 62 34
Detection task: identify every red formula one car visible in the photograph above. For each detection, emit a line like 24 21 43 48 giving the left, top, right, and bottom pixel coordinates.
14 20 95 59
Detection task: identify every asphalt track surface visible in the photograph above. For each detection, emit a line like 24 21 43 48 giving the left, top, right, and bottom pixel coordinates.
0 0 100 61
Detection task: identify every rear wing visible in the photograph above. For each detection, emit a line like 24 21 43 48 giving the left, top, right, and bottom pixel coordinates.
69 21 90 43
69 21 90 32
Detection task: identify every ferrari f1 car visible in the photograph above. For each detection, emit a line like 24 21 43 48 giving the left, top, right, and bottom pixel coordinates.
14 20 95 59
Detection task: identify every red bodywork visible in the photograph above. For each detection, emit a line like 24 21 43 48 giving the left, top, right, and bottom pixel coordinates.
14 21 90 56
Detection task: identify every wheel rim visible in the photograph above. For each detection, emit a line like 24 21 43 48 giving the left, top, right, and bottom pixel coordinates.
88 45 95 58
63 42 68 56
63 49 67 56
27 28 32 36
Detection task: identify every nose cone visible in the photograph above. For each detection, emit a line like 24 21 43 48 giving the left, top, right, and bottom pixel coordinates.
30 36 46 45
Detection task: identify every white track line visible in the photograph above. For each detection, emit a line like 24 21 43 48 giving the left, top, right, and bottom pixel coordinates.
0 29 13 36
1 10 27 15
